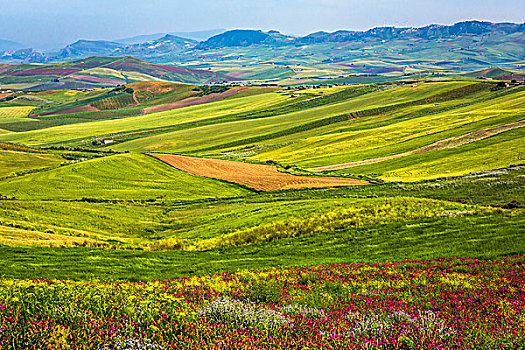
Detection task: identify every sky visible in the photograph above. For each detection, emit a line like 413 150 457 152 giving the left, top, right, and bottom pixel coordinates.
1 0 524 49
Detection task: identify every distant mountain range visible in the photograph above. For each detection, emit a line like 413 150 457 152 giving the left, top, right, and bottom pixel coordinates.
114 29 226 45
1 20 525 83
1 21 523 64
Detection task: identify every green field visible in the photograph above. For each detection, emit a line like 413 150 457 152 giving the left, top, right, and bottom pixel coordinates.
0 149 63 178
0 77 523 283
0 106 35 119
0 153 249 201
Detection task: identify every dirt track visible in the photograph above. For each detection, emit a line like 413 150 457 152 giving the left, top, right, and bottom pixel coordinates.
149 154 369 191
311 120 525 172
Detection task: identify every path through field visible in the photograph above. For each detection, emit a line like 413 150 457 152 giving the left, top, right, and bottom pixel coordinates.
149 153 369 191
310 119 525 171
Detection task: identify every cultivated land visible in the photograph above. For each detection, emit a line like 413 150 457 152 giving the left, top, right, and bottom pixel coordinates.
150 153 369 190
0 66 523 349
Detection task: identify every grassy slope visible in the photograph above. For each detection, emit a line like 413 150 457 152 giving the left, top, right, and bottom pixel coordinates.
343 128 525 181
0 78 523 281
0 166 522 277
0 150 63 178
247 86 525 169
0 196 497 249
0 153 250 200
0 92 288 145
0 214 522 281
112 81 472 153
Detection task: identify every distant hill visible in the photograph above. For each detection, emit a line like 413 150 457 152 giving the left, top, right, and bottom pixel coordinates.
196 30 270 49
464 67 525 81
1 21 525 75
196 30 293 49
114 35 197 58
12 35 198 62
57 40 125 59
297 21 525 43
116 29 225 45
0 56 237 90
170 29 226 41
1 49 46 63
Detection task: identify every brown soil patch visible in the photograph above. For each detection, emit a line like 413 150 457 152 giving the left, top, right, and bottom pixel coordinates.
311 120 525 172
69 75 123 85
277 79 314 86
150 154 369 191
34 90 62 96
127 81 180 94
0 92 13 100
224 70 254 78
33 104 99 117
143 87 251 114
0 142 45 153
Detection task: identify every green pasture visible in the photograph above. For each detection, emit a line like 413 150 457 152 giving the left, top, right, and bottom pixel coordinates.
0 213 522 281
0 150 63 178
0 77 523 281
0 92 289 145
110 81 474 153
0 153 250 201
344 128 525 181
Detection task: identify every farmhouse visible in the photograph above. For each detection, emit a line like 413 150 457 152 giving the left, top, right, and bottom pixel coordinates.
101 138 114 145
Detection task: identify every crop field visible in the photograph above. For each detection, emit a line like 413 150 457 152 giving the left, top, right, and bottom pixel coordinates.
142 86 249 113
151 153 369 191
91 94 136 110
0 149 63 178
0 153 249 201
0 91 289 145
0 106 35 119
0 74 523 349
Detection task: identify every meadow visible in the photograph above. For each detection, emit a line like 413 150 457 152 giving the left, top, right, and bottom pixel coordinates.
1 256 524 349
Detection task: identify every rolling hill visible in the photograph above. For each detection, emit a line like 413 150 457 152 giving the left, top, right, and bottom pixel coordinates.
2 21 525 79
0 56 236 90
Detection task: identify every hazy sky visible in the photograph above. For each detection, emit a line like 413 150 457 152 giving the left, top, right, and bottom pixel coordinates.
1 0 524 49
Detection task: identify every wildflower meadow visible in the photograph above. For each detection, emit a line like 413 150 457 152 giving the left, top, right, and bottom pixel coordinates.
1 256 524 349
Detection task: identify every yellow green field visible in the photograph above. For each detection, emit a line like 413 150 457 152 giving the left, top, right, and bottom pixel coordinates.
0 106 35 119
0 149 63 178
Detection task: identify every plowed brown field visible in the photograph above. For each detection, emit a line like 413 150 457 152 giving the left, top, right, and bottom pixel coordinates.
150 154 369 191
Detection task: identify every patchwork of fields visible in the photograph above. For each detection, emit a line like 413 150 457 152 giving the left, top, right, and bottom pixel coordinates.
0 75 523 348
